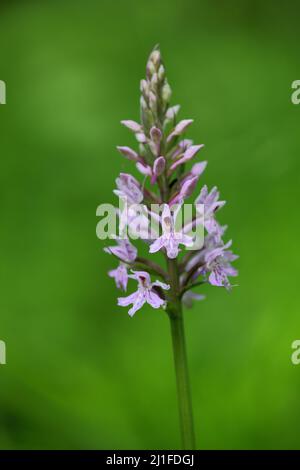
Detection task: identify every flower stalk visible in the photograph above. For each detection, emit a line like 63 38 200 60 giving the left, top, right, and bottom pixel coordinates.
166 257 196 449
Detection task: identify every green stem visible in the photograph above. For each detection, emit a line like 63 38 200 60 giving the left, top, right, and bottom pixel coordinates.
166 258 196 450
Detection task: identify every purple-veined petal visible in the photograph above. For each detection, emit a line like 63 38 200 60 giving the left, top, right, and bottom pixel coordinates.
166 235 179 259
118 291 139 307
128 293 146 316
149 236 166 254
146 290 165 309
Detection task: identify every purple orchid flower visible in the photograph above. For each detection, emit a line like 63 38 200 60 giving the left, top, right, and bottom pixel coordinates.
149 204 194 259
118 271 170 316
104 238 137 263
114 173 143 204
194 185 226 240
204 240 238 289
105 238 138 291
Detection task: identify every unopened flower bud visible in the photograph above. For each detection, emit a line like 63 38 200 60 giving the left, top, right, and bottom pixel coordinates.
135 132 147 143
140 95 148 111
117 146 139 161
158 64 165 82
140 79 149 97
141 105 154 132
149 91 157 115
162 81 172 104
191 161 207 177
149 49 161 67
149 127 161 155
170 144 204 171
167 119 193 143
153 156 166 177
180 176 198 198
121 120 142 133
150 126 162 143
139 143 146 155
166 105 180 121
146 60 156 77
151 73 158 89
170 176 198 205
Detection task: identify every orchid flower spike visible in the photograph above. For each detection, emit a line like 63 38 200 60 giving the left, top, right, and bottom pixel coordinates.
101 46 238 450
102 45 238 316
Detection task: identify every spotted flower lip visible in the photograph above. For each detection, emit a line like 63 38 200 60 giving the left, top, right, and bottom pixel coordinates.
118 270 170 316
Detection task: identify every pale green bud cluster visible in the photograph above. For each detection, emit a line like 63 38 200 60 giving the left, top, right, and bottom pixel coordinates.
140 46 172 133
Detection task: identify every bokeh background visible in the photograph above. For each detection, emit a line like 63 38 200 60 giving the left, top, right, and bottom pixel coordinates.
0 0 300 450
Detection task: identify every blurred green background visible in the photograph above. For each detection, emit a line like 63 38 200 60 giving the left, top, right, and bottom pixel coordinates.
0 0 300 450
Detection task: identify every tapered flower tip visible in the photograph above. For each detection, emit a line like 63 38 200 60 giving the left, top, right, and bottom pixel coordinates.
135 132 147 143
116 146 139 161
153 156 166 177
191 161 207 176
166 105 180 120
180 176 198 199
167 119 194 142
121 120 142 133
170 144 205 171
146 46 161 78
162 81 172 104
184 144 204 161
149 49 161 66
170 176 198 205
